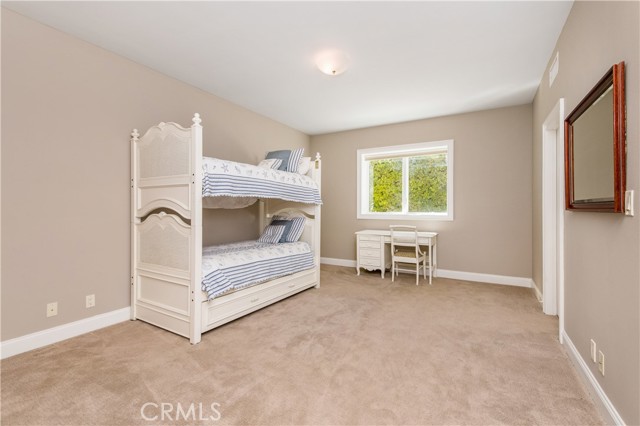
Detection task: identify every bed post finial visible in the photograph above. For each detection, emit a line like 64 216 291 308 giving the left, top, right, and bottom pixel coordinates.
192 113 202 127
315 152 321 161
131 129 139 142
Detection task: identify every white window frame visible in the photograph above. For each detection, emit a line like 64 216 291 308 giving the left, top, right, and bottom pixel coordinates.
357 140 454 221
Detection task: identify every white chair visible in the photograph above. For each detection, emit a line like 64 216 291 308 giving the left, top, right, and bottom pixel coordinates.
390 225 428 286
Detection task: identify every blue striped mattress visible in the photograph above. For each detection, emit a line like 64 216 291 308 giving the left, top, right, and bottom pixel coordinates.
202 157 322 205
201 241 315 300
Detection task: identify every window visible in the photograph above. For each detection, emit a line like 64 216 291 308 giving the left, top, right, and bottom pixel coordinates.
357 140 453 221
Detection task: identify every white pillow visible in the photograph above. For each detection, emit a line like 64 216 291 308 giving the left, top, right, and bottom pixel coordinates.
257 158 283 169
297 157 311 175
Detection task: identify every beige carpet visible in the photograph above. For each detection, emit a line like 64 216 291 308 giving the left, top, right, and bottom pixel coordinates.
1 265 602 425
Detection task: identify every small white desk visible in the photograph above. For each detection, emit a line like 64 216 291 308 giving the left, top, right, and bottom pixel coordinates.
355 230 438 281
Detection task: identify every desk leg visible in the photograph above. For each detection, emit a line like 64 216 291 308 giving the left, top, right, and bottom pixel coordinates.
381 236 388 279
428 243 432 285
356 265 360 275
433 239 438 278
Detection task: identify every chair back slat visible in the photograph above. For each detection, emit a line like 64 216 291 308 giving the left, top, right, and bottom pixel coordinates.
390 225 420 257
388 225 433 286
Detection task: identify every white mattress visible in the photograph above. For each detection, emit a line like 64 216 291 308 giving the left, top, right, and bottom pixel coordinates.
201 240 315 300
202 157 322 208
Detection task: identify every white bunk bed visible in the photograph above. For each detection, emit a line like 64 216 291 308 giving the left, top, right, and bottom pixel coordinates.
130 114 322 344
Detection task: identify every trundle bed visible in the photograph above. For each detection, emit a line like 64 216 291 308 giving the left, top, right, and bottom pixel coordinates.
130 114 322 344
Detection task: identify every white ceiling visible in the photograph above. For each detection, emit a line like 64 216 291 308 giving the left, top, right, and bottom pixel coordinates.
4 1 573 135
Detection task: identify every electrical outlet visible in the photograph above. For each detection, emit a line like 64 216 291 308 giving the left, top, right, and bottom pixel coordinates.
590 339 597 362
598 350 605 376
46 302 58 317
86 294 95 308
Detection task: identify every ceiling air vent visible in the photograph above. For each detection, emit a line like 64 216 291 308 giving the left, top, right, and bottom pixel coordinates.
549 52 559 87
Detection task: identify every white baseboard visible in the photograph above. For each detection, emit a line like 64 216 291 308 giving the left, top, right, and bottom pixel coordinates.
321 257 357 268
436 269 533 288
1 307 130 359
532 280 543 303
562 331 625 425
321 258 533 288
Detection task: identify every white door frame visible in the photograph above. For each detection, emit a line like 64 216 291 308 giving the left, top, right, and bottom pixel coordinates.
542 98 565 342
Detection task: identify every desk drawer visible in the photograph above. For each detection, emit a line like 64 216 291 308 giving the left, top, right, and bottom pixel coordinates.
360 256 381 267
359 248 380 258
358 235 381 242
359 240 380 249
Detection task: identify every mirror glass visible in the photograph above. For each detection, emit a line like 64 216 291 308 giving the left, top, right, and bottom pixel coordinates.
572 86 614 203
564 62 626 212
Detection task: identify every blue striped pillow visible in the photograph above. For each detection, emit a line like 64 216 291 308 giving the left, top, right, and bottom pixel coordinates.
287 148 304 173
270 219 293 243
257 225 286 244
272 215 306 242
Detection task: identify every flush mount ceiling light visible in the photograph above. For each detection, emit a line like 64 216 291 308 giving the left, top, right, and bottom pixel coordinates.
315 49 350 76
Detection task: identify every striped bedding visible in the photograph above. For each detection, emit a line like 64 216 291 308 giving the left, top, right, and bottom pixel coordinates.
201 240 315 300
202 157 322 205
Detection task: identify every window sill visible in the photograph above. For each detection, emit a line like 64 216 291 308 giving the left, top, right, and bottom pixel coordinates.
357 212 453 221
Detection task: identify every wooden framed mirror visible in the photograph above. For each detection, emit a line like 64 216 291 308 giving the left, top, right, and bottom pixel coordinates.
565 62 626 212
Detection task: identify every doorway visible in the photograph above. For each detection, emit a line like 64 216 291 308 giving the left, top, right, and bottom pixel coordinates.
542 98 565 341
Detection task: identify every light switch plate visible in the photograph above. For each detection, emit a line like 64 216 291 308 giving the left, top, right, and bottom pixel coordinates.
598 351 605 376
625 190 634 216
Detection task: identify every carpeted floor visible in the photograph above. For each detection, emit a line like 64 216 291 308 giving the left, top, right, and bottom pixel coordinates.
1 265 602 425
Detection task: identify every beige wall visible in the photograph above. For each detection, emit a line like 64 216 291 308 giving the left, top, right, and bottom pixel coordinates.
532 2 639 424
1 10 309 340
311 105 533 279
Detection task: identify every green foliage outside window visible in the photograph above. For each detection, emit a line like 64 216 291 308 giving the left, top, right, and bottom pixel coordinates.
368 154 447 214
408 154 447 212
369 159 402 212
